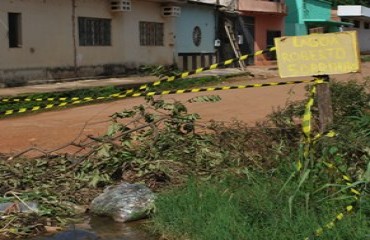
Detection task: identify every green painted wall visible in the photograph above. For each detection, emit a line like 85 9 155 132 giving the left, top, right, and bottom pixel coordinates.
303 0 331 20
285 0 306 35
285 0 336 36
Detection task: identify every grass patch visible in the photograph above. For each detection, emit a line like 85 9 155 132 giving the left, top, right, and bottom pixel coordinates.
148 75 225 92
361 55 370 62
149 79 370 240
152 173 370 240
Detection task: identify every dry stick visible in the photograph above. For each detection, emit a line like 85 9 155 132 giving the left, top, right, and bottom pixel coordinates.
8 102 112 160
112 116 169 140
68 142 91 156
45 101 161 156
68 117 169 170
0 216 17 231
86 119 111 126
85 117 166 144
149 122 160 143
7 147 48 161
46 119 92 154
3 191 38 213
66 148 96 171
113 114 146 130
7 126 88 160
86 135 121 149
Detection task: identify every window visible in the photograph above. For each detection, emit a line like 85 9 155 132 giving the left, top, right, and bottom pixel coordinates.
8 13 22 48
353 20 360 28
365 22 370 29
78 17 111 46
192 26 201 47
139 22 164 46
341 18 360 29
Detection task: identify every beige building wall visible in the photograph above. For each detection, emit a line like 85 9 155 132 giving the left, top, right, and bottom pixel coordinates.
0 0 175 86
75 0 122 67
74 0 175 67
116 0 176 67
0 0 74 69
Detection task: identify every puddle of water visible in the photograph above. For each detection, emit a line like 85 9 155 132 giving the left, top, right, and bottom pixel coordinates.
35 216 158 240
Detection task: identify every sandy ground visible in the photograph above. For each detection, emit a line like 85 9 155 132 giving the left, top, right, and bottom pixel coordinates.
0 63 368 156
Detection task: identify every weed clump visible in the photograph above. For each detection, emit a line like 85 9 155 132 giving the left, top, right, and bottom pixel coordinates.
151 80 370 240
0 80 369 239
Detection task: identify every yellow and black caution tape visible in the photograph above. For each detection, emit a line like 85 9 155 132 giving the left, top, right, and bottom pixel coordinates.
139 47 277 91
302 85 317 141
0 98 95 116
0 96 97 104
305 165 362 239
296 78 329 170
312 130 336 143
0 78 324 117
323 160 362 200
0 47 277 104
304 129 363 239
130 79 324 98
305 204 355 240
311 129 362 199
0 93 131 104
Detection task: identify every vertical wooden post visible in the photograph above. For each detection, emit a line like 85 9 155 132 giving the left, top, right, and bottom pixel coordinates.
72 0 77 74
316 75 333 133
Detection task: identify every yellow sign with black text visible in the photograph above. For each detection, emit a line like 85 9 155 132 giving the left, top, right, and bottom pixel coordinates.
274 31 360 78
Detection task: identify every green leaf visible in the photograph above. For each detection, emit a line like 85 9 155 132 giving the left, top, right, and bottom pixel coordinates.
89 171 101 188
188 95 222 103
107 122 122 136
97 144 112 158
329 146 338 155
362 161 370 182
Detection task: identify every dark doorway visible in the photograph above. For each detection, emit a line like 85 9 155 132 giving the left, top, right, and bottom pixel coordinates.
237 16 255 65
266 30 281 60
217 14 255 66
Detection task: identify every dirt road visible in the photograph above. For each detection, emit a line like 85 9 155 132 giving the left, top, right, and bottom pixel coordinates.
0 65 368 155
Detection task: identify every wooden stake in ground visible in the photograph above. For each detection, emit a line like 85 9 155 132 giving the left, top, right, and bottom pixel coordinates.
316 75 333 133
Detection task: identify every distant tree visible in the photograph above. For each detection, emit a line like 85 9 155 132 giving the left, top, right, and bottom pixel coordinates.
329 0 370 8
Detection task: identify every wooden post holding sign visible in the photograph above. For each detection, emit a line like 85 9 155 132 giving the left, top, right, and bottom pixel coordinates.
274 31 361 132
316 75 333 132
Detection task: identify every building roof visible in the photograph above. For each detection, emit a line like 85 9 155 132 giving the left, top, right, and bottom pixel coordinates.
337 5 370 18
304 19 354 26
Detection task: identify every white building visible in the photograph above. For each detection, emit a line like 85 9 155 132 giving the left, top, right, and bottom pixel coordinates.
337 5 370 53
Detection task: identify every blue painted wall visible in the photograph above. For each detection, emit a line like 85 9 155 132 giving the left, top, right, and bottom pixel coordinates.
175 4 216 53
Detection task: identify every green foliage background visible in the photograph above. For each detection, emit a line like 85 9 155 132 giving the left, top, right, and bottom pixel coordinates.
329 0 370 8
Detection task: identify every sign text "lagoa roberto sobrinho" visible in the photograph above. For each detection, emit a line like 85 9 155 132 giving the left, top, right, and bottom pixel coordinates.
274 31 360 78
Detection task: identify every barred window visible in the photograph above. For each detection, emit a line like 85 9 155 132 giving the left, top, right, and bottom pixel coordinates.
139 22 164 46
78 17 111 46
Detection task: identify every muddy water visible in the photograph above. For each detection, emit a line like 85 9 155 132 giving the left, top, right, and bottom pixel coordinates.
37 216 158 240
